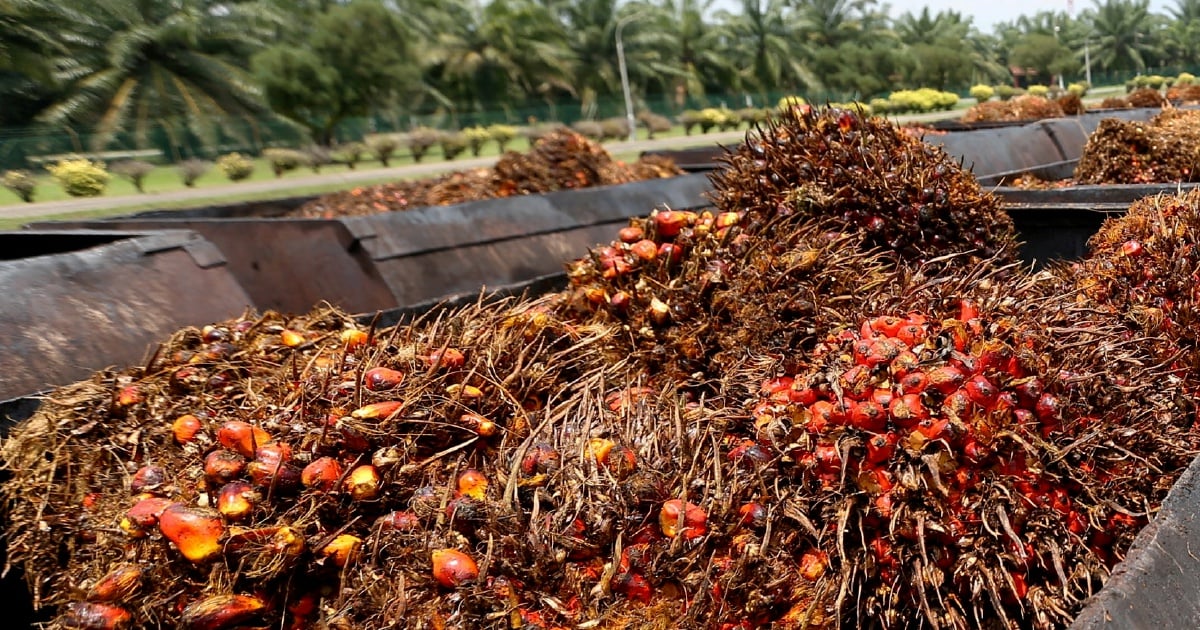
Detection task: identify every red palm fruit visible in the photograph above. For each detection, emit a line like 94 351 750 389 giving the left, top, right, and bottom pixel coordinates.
888 394 928 427
1013 377 1043 406
814 444 841 471
900 371 928 394
301 457 343 491
629 239 659 262
890 350 919 376
896 322 926 347
799 550 829 580
173 414 203 444
869 315 905 338
942 389 973 420
654 210 688 238
874 493 895 519
1009 572 1029 601
87 564 142 603
255 442 292 467
180 594 267 630
458 412 496 437
964 375 999 407
609 291 631 312
204 446 246 482
344 465 380 501
1121 239 1143 256
729 440 772 465
927 366 966 394
1035 393 1061 422
605 445 639 478
115 385 143 408
377 511 422 531
217 482 258 521
426 347 466 369
158 504 224 563
657 242 684 264
761 376 794 396
363 367 405 391
915 418 949 440
959 299 981 322
866 339 903 367
618 226 644 243
350 401 404 420
841 365 871 395
120 497 174 536
738 502 767 527
217 421 271 459
432 549 479 587
659 499 708 539
849 400 887 432
320 534 362 567
871 388 894 408
130 466 167 494
246 458 301 490
520 442 561 475
789 383 818 405
613 572 653 603
810 400 847 428
64 602 133 630
866 432 898 464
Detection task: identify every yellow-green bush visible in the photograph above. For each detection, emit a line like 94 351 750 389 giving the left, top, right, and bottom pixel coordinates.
216 153 255 182
969 85 994 102
1068 82 1090 97
1027 85 1050 97
47 159 109 197
2 169 37 202
262 148 307 177
486 124 519 152
777 95 807 111
462 126 492 156
885 88 957 113
1176 72 1196 86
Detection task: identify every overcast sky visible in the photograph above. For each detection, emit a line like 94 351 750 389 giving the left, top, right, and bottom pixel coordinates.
711 0 1176 33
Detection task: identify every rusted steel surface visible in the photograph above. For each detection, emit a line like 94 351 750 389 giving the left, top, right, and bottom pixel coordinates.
0 230 252 402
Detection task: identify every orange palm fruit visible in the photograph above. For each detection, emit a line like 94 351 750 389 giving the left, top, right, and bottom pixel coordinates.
344 465 380 501
320 534 362 567
86 564 142 602
158 504 225 563
217 421 271 459
350 401 403 420
340 328 369 349
120 497 175 537
363 367 405 391
431 549 479 587
216 482 258 521
180 594 267 630
659 499 708 539
456 469 488 500
280 329 305 347
173 414 203 444
64 602 133 630
301 457 343 492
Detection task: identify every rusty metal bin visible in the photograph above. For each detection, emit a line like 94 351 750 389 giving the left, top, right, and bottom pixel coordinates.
30 174 713 315
0 230 254 403
341 173 713 306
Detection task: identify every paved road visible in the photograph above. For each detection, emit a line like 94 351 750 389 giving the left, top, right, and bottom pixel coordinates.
1 111 959 222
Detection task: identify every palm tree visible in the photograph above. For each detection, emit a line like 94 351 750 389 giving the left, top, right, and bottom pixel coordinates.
423 0 575 113
1164 0 1200 66
545 0 680 110
1087 0 1161 72
0 0 81 126
718 0 814 96
39 0 284 150
654 0 739 102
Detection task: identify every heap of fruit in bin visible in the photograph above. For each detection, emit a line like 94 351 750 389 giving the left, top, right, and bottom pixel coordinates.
4 106 1200 630
291 128 682 218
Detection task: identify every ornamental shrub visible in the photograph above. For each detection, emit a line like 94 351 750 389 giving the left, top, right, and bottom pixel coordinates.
47 158 109 197
2 169 36 202
216 153 255 182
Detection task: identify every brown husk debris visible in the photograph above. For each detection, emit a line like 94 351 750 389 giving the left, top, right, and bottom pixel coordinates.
292 129 682 218
3 108 1200 630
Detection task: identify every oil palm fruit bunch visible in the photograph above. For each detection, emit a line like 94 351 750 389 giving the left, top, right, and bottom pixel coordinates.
563 105 1019 382
709 105 1019 268
1075 190 1200 383
716 262 1195 628
1075 110 1200 184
